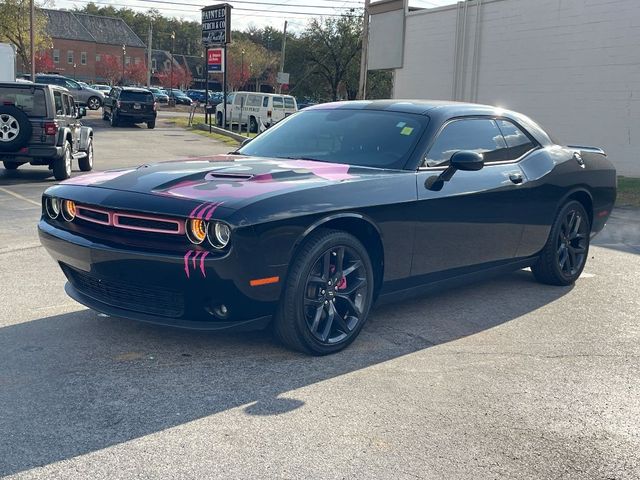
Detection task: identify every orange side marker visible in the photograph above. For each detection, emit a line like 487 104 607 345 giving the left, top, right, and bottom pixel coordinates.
250 276 280 287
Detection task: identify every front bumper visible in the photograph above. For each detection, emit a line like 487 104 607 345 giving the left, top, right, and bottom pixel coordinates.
38 221 280 331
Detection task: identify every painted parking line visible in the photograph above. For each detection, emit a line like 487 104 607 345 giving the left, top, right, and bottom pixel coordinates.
0 187 41 207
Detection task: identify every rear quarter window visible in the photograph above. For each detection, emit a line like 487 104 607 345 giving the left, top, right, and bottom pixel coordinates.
284 97 296 109
0 87 47 116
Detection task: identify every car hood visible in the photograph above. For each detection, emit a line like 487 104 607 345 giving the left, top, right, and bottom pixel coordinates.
61 155 392 211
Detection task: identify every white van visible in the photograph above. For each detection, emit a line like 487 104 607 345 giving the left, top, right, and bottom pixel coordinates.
0 43 16 82
216 91 297 132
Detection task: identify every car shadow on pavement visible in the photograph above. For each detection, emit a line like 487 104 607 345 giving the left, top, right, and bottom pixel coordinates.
0 269 571 476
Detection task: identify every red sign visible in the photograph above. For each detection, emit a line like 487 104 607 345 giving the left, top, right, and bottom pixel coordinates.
207 48 224 73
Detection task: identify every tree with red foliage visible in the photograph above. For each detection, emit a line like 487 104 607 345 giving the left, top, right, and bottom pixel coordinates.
125 61 147 85
34 52 54 73
156 64 192 90
96 54 122 85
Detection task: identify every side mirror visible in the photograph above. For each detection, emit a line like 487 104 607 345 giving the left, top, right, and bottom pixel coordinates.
425 150 484 191
450 150 484 171
240 138 252 148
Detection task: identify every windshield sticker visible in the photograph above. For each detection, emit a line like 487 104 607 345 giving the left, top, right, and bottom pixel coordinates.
396 122 406 128
400 126 414 136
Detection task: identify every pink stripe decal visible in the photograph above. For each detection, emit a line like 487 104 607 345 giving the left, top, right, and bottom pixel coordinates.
189 203 207 218
184 251 192 278
203 203 221 220
199 251 209 277
192 251 200 269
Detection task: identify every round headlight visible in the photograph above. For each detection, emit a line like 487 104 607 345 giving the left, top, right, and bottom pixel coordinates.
61 200 76 221
186 218 208 244
45 197 60 219
208 222 231 249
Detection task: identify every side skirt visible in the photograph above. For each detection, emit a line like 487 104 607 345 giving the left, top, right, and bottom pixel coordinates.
375 257 538 306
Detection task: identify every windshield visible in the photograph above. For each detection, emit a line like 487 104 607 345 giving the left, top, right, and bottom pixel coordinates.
0 86 47 116
238 108 428 169
120 91 154 102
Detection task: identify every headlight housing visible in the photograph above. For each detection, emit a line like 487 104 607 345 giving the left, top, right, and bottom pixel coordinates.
61 199 76 221
208 222 231 249
45 197 60 219
186 218 207 244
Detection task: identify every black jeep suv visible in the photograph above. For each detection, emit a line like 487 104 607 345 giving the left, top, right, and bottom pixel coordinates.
102 87 157 129
0 82 94 180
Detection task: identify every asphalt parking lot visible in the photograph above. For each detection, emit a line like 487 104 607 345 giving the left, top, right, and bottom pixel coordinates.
0 113 639 479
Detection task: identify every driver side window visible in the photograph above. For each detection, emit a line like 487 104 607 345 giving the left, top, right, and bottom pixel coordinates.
425 118 506 167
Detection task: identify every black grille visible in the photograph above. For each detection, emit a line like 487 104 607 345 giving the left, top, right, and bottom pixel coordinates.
116 215 180 232
62 264 184 318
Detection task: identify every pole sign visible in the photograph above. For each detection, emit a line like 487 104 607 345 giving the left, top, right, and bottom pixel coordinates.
207 48 224 73
202 4 231 46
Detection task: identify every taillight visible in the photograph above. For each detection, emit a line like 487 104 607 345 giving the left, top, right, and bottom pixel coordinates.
267 110 272 118
44 122 57 135
153 101 158 111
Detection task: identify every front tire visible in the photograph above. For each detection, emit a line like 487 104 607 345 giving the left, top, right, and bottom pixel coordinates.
147 120 156 129
78 138 93 172
110 110 119 127
52 141 72 180
532 200 590 286
274 229 374 355
87 96 101 110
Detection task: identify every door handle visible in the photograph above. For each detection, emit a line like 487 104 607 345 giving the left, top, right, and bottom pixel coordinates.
509 173 524 184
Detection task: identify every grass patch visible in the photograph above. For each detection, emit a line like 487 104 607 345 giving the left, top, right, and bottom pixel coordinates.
161 115 257 146
617 176 640 207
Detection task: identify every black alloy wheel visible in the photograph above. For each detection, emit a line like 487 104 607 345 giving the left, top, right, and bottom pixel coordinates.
532 200 590 286
303 245 368 344
274 229 374 355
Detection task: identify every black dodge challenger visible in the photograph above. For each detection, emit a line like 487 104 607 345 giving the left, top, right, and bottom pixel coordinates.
39 100 616 354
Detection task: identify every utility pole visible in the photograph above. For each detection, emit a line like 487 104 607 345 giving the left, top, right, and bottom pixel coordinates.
278 20 287 94
29 0 35 79
170 31 175 106
357 0 371 100
147 22 152 87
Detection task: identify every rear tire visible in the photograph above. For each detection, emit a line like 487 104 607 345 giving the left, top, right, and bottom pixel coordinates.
147 120 156 129
273 229 374 355
78 138 93 172
52 141 72 181
216 112 223 127
532 200 590 286
3 161 19 170
87 96 101 110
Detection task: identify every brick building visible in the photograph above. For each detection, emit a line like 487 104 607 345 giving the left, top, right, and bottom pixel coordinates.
41 9 146 83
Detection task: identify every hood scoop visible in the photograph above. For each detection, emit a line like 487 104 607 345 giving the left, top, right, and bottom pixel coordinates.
204 171 254 181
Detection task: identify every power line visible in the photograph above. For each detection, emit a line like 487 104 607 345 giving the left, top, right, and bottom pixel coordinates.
133 0 359 10
65 0 359 17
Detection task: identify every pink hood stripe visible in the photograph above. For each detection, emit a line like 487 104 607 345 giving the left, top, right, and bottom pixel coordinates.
199 251 209 277
184 251 192 278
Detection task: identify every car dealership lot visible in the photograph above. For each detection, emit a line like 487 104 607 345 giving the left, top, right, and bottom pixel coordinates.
0 116 639 479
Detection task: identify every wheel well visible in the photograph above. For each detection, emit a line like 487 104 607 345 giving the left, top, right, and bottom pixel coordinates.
567 190 593 227
312 217 384 299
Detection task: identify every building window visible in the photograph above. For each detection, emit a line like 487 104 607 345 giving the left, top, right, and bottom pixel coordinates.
125 56 131 65
53 49 60 63
151 59 157 70
96 54 101 62
67 50 73 64
80 52 87 65
134 57 140 65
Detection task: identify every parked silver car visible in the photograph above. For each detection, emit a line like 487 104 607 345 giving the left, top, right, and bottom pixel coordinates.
35 74 105 110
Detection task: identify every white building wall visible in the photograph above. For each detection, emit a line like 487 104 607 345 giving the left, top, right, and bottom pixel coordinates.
393 0 640 176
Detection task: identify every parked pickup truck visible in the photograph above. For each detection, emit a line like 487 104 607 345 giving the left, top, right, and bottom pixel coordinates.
0 82 94 180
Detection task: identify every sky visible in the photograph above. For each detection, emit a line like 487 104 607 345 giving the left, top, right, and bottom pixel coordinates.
52 0 459 31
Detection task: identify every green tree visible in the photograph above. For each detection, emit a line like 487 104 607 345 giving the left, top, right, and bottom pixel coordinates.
0 0 50 73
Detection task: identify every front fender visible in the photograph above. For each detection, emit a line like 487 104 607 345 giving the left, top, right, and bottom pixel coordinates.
79 126 93 150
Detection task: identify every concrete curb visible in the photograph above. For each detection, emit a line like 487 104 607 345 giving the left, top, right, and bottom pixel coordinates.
193 123 247 143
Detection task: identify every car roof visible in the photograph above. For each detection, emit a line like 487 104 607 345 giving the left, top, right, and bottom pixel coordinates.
0 81 68 93
117 87 153 92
